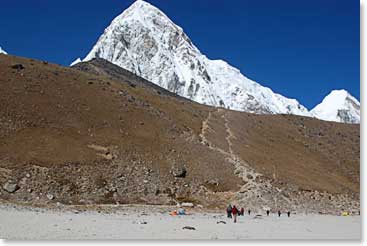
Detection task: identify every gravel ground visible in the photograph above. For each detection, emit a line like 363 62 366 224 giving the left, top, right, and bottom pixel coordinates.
0 205 361 240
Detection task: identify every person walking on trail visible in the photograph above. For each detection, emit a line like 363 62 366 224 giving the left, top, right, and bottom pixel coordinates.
287 211 291 217
266 210 270 216
240 207 245 216
248 209 251 216
278 211 281 217
226 204 233 218
232 205 239 223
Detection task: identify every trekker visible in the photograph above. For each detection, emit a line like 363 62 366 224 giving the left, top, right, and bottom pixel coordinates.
232 205 239 223
248 209 251 216
240 207 245 216
178 207 186 215
226 204 233 218
278 211 281 217
266 210 270 216
287 211 290 217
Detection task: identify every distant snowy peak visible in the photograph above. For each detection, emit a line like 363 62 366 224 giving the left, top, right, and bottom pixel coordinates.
81 0 311 117
0 46 7 55
311 90 360 124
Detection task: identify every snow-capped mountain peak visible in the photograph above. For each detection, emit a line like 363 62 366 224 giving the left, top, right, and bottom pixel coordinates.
0 46 7 55
75 0 359 123
311 89 360 124
81 0 310 117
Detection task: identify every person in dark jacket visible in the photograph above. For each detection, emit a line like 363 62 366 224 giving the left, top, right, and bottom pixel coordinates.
287 211 291 217
248 209 251 216
232 205 239 223
226 204 233 218
278 211 281 217
240 207 245 216
266 210 270 216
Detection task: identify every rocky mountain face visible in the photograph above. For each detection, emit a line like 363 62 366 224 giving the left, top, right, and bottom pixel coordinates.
74 0 312 116
0 47 7 55
311 90 360 124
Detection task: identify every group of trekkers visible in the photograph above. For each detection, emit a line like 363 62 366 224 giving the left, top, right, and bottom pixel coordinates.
226 204 291 223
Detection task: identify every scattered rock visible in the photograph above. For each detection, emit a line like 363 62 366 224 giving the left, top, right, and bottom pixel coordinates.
172 166 187 178
182 226 196 230
216 221 226 224
181 202 194 207
25 173 31 178
2 182 19 193
10 64 25 70
47 194 55 200
253 215 263 219
206 179 219 186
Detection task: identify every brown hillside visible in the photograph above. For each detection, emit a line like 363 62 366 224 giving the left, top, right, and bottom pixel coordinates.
0 55 359 213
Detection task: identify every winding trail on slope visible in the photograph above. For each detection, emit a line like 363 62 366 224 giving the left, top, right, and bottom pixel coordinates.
199 110 228 156
199 109 266 203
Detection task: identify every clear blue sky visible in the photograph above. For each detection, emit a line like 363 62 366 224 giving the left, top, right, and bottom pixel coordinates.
0 0 359 109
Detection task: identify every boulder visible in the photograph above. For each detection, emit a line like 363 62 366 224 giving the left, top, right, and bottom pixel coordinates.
172 166 187 178
181 202 194 207
2 182 19 193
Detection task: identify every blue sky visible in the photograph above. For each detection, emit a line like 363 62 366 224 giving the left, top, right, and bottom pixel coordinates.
0 0 359 109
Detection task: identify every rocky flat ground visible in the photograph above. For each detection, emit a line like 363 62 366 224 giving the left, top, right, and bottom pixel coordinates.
0 204 360 239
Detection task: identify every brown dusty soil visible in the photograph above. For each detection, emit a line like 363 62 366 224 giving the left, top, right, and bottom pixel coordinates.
0 54 360 213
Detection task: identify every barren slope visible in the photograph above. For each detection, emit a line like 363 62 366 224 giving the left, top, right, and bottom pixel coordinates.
0 55 360 213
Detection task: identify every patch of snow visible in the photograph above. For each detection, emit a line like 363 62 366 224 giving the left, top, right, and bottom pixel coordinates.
0 46 7 55
70 58 82 66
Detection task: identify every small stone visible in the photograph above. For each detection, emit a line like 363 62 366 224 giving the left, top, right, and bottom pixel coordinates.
25 173 31 178
182 226 196 230
46 194 55 200
2 182 19 193
206 179 219 186
181 202 194 207
109 187 117 192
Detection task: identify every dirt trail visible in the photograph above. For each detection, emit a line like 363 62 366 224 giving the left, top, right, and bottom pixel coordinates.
200 109 268 205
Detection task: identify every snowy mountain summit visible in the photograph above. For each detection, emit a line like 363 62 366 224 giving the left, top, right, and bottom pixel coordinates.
79 0 310 116
74 0 359 123
311 90 360 124
0 46 7 55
